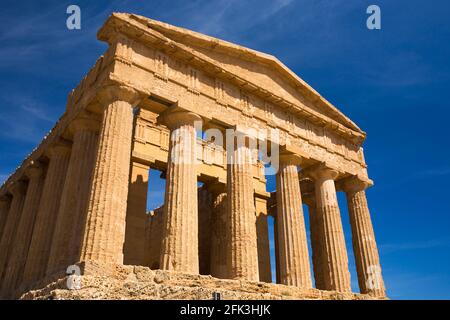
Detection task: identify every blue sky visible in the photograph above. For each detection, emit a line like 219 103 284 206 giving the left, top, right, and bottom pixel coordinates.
1 0 449 299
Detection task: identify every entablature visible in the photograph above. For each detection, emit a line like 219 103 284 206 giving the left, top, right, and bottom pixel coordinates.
97 13 366 145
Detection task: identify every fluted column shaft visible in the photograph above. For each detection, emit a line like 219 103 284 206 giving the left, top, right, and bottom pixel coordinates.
256 211 272 282
276 160 312 287
304 198 325 289
47 119 99 275
145 207 164 269
80 87 140 265
0 182 27 284
227 139 259 281
0 195 12 237
160 111 200 274
124 162 149 266
345 186 385 297
1 166 45 298
312 169 351 292
22 144 71 286
198 188 212 275
209 189 228 278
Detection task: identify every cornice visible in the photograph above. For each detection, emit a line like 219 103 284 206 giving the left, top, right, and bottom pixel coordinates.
97 13 366 145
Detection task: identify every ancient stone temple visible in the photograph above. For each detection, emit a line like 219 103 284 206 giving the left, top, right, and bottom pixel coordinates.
0 13 386 300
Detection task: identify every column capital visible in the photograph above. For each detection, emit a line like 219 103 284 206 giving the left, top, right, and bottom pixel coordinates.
339 175 374 194
47 140 72 158
279 144 310 164
69 115 101 135
158 107 202 129
301 162 340 182
24 163 44 180
7 180 27 196
0 194 12 203
98 85 142 106
299 177 315 206
279 152 302 166
299 177 314 193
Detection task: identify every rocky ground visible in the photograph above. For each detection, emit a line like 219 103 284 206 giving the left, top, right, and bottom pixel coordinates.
21 263 378 300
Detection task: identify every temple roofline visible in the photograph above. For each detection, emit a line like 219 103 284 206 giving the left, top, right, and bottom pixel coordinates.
98 13 365 138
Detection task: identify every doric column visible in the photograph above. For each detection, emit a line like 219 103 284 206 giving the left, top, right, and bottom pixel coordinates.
0 195 12 237
145 206 164 269
275 155 312 288
1 164 45 298
305 165 351 292
255 198 272 283
124 162 149 266
198 187 212 275
159 110 201 274
22 142 71 286
47 117 99 275
0 181 27 283
226 135 259 281
79 86 141 265
342 177 385 297
208 183 228 279
301 181 325 290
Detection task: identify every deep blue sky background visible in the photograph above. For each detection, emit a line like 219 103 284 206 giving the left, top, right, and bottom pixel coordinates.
1 0 449 299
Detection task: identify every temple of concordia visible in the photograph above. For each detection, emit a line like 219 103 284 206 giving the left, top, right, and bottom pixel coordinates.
0 13 385 300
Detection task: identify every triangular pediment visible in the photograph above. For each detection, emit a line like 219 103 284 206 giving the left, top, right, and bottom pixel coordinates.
99 13 364 138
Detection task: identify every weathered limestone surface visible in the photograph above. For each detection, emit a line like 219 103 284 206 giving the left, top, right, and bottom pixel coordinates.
159 110 201 274
0 196 11 239
276 157 312 288
124 162 149 266
22 144 71 288
343 178 385 297
307 167 351 292
80 86 141 265
227 139 259 281
47 118 99 275
0 14 387 300
0 182 27 281
198 187 212 275
21 264 380 300
303 193 325 290
145 206 164 269
256 210 272 283
1 165 45 298
300 177 325 289
208 186 228 279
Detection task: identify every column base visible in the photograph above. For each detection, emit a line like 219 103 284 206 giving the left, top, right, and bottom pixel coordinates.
19 262 386 300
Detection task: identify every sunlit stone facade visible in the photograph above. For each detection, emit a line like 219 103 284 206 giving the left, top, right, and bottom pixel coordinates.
0 13 385 299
